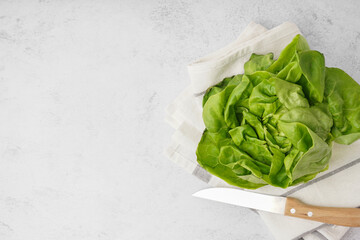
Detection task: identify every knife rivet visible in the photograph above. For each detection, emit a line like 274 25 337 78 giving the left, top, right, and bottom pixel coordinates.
290 208 296 214
307 211 313 217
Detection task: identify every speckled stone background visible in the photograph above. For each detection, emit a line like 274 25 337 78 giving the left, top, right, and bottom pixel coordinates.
0 0 359 239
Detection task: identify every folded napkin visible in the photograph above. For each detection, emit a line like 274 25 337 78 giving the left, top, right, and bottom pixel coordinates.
165 22 360 240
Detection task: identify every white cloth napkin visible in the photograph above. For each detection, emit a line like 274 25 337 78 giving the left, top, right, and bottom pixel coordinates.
165 21 360 240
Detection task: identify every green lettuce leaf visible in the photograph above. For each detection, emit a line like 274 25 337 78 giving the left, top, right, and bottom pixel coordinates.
324 68 360 144
244 53 274 75
297 50 326 103
267 34 310 73
196 129 266 189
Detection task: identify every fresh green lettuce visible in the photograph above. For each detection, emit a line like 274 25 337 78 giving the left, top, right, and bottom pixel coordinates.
196 34 360 189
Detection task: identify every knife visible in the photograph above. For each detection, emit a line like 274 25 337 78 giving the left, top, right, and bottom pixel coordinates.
193 187 360 227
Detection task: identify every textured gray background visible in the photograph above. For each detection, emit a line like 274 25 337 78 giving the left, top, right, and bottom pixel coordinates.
0 0 359 239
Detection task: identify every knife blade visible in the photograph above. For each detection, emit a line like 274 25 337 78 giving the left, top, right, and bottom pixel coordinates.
193 187 360 227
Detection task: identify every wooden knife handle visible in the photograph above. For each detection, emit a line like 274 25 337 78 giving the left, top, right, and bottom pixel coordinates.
284 197 360 227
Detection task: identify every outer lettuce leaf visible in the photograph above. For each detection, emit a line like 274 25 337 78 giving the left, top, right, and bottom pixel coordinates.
247 71 274 86
279 104 333 141
324 67 360 144
196 34 360 189
297 50 326 103
267 34 310 73
276 61 302 83
244 53 274 75
196 129 266 189
203 85 236 132
203 74 242 107
224 76 253 128
278 122 331 180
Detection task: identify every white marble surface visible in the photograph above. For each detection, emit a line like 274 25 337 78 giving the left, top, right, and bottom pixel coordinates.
0 0 360 239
